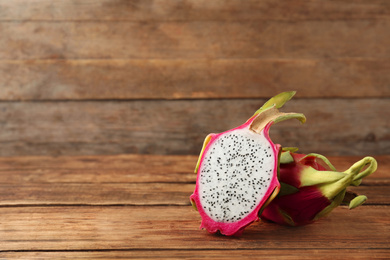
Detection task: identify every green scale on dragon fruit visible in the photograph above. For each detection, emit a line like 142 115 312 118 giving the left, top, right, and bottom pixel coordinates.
261 150 377 226
190 91 306 236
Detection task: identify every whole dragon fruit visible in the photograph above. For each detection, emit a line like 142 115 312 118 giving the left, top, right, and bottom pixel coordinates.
261 150 378 226
190 92 306 236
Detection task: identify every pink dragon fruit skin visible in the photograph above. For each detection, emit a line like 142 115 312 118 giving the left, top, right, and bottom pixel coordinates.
190 92 306 236
261 151 378 226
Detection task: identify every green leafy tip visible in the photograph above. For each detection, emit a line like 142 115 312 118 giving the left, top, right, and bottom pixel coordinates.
319 156 377 200
280 151 294 164
253 91 296 116
349 195 367 209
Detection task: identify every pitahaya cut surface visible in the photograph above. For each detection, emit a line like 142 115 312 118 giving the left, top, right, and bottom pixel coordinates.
190 92 306 236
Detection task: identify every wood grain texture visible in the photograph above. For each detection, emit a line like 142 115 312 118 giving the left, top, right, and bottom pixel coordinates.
2 249 390 260
0 154 197 183
1 59 389 100
0 206 389 251
0 0 389 257
0 99 388 156
1 20 390 60
0 154 388 255
1 0 389 21
0 183 193 206
0 183 387 207
1 1 389 100
0 0 388 157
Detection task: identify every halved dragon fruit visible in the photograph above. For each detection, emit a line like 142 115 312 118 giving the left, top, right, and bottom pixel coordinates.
190 92 306 236
261 150 378 226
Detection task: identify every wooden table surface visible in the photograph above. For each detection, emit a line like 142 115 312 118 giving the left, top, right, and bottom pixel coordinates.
0 154 389 259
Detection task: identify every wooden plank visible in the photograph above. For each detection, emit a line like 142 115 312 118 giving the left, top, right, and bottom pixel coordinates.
0 206 388 251
1 59 389 100
0 154 197 183
347 186 390 205
1 249 390 259
0 99 388 156
1 20 390 60
0 183 387 206
0 155 388 184
1 0 389 21
0 183 193 206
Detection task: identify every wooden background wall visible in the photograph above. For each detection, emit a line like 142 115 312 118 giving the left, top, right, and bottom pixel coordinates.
0 0 389 157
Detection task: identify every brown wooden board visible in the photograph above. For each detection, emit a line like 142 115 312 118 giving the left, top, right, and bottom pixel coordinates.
1 0 389 21
1 20 390 60
0 154 388 255
0 183 387 207
0 183 194 206
1 249 390 259
1 59 389 100
0 206 389 251
0 99 388 156
0 154 197 183
1 0 389 256
1 1 389 100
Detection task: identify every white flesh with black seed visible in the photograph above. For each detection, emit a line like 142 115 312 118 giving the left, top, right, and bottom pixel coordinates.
198 128 275 223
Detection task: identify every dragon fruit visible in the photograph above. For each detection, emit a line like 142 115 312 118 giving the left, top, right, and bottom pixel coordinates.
261 150 378 226
190 92 306 236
